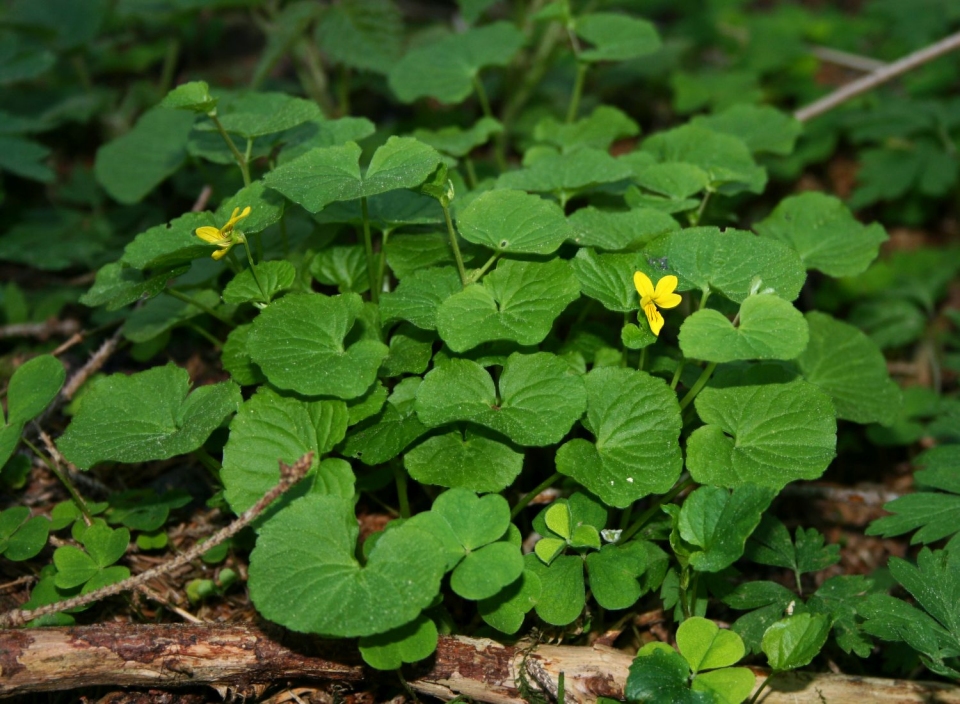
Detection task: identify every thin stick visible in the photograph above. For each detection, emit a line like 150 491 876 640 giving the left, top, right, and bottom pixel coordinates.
0 319 80 340
0 452 314 629
810 45 885 73
61 328 122 401
795 30 960 122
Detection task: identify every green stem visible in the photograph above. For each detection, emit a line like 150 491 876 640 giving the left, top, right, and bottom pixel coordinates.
158 37 181 96
620 475 694 542
188 323 223 349
566 62 588 123
511 472 561 519
678 362 717 412
193 447 223 483
464 157 478 189
300 40 335 116
466 253 500 284
240 238 269 303
473 74 494 119
689 190 712 226
165 288 233 325
360 197 379 304
393 466 411 519
441 201 469 286
639 346 647 372
747 674 774 704
699 289 711 310
501 21 564 128
22 437 93 524
378 229 391 296
670 359 686 390
208 113 250 186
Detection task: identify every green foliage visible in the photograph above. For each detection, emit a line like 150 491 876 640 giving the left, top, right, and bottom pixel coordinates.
1 355 65 467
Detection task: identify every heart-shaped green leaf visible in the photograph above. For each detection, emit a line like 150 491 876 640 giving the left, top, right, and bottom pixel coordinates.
248 292 388 399
121 212 218 270
686 379 836 489
415 353 586 446
222 260 296 304
556 367 683 508
263 137 441 213
403 426 523 492
431 488 510 550
654 227 806 303
535 106 639 153
524 552 585 626
341 378 430 465
221 386 349 513
414 117 503 157
497 148 634 194
568 206 678 251
388 22 525 104
585 541 647 610
754 192 887 277
436 259 580 351
796 312 901 425
571 248 642 313
450 541 524 600
359 614 438 670
574 13 661 62
57 366 241 470
478 569 541 634
456 189 574 255
626 644 712 704
692 104 801 156
250 494 446 637
677 616 747 673
380 266 462 330
678 295 809 363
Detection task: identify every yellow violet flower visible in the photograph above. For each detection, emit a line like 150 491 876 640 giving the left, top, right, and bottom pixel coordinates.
634 271 682 336
195 206 251 260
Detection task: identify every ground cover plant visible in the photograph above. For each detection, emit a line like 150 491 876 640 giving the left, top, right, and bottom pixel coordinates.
1 0 960 702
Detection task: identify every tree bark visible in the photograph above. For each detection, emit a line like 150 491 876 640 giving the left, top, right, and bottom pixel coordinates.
1 624 958 703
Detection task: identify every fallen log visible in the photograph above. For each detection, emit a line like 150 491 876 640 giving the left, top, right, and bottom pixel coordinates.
1 624 959 703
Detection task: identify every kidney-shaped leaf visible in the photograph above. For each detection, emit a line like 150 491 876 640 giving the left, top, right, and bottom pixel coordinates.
678 295 809 363
754 192 887 278
404 427 523 492
556 367 683 508
457 189 573 255
249 494 446 637
58 366 241 470
415 353 586 446
686 380 836 489
796 312 901 426
436 258 580 352
248 292 388 399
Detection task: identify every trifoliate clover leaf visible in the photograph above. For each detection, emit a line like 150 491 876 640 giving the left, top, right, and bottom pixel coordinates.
415 352 586 446
676 616 747 672
685 379 836 490
585 542 647 610
54 523 130 595
0 507 50 562
678 294 809 363
456 189 574 255
263 137 441 213
388 22 525 104
677 485 777 573
478 568 541 634
796 312 901 426
221 386 349 514
556 367 683 508
249 494 446 637
753 192 887 278
524 552 585 626
403 426 523 493
57 365 241 470
626 643 713 704
436 258 580 351
247 292 388 399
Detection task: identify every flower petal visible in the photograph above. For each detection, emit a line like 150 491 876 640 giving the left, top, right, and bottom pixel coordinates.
195 226 226 244
634 271 655 299
238 206 251 219
643 302 664 336
655 291 682 309
654 275 679 298
211 246 230 260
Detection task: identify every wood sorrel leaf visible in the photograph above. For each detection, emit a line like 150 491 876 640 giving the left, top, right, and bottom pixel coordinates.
403 426 523 492
653 227 806 303
676 615 747 672
456 189 574 255
359 613 438 671
568 206 679 251
221 386 349 514
388 22 525 104
796 312 901 425
556 367 683 508
626 644 712 704
478 569 541 634
753 192 888 277
685 379 836 490
585 542 647 610
436 258 580 351
263 137 441 213
678 294 809 363
415 352 586 447
247 292 389 399
57 366 241 470
524 552 585 626
249 494 446 637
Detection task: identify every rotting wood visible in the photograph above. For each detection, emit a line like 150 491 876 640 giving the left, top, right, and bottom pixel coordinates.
2 624 960 704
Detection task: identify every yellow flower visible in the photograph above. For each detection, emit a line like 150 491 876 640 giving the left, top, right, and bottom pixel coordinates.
634 271 682 336
195 206 251 260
